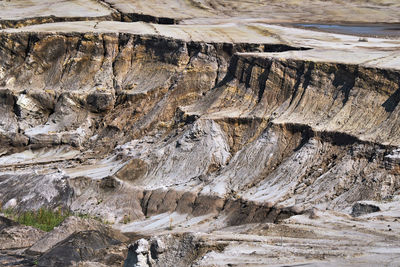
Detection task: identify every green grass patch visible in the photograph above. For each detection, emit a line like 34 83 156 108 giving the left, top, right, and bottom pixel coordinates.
2 207 71 232
1 206 106 232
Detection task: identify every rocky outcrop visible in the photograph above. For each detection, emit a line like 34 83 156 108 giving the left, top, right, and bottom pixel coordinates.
0 31 305 155
37 230 123 267
0 215 129 267
0 172 72 212
1 28 397 212
124 233 226 267
351 202 381 217
0 225 45 250
28 216 127 255
0 1 400 266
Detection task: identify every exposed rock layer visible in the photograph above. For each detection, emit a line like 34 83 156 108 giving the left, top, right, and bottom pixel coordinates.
0 1 400 266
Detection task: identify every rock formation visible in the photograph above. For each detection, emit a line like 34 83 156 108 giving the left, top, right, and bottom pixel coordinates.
0 0 400 266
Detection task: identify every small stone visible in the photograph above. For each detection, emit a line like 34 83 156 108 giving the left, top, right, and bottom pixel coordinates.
3 198 17 209
351 203 381 217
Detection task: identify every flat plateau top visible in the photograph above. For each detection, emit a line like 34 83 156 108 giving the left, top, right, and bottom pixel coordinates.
0 0 113 20
98 0 400 24
0 0 399 24
3 21 400 70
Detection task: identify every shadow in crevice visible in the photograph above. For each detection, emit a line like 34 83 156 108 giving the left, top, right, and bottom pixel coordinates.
215 44 311 89
382 86 400 112
257 62 272 103
332 66 357 105
283 123 314 152
289 62 305 106
216 56 238 87
293 62 314 109
302 62 314 90
244 59 255 87
294 129 313 152
121 13 177 24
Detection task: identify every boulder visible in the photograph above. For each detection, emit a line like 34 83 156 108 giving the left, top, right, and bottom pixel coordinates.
37 230 121 267
351 202 381 217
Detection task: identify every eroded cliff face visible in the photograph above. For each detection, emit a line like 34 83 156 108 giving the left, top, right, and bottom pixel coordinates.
0 32 304 152
0 4 400 266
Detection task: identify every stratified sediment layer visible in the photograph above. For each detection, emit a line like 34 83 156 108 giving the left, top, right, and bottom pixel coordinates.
0 1 400 266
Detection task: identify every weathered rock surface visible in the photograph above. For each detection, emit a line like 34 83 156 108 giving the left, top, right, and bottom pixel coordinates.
0 215 129 267
28 216 128 255
0 215 46 251
351 202 381 217
37 230 122 267
124 234 222 267
0 0 400 266
0 225 45 250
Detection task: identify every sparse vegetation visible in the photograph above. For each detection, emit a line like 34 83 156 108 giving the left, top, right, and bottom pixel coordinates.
122 214 131 224
0 207 104 232
168 217 174 230
1 207 70 232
